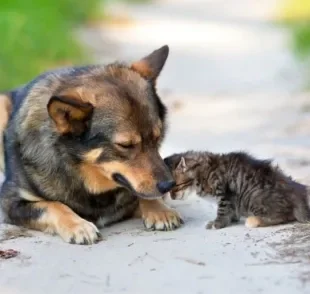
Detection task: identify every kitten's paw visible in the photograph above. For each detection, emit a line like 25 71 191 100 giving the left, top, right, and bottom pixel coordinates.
143 208 184 231
205 220 226 230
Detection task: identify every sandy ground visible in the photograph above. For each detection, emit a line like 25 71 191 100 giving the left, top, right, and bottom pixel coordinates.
2 0 310 293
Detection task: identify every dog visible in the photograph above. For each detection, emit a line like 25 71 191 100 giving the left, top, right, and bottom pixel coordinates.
0 45 183 245
0 92 12 172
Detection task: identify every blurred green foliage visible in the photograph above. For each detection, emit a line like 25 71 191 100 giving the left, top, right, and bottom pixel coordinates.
279 0 310 21
291 22 310 60
278 0 310 61
0 0 103 90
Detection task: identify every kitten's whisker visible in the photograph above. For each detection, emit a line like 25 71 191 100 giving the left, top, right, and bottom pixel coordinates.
175 180 193 188
174 180 193 192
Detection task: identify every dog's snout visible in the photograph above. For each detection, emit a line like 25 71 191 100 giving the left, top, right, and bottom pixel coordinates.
157 180 176 194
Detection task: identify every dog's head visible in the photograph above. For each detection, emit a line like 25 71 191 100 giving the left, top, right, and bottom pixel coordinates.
47 45 175 199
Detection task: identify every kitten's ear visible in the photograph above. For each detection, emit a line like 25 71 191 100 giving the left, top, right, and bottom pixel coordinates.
176 157 187 172
131 45 169 81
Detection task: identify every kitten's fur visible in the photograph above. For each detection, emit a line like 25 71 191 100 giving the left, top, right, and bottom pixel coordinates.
164 151 310 229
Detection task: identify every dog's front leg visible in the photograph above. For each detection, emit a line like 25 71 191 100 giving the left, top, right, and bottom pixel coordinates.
138 198 184 231
6 198 102 244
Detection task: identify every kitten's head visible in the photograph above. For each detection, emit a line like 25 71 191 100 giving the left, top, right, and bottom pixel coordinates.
164 153 200 200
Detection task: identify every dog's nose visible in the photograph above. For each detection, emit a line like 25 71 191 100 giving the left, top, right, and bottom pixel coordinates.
157 180 176 194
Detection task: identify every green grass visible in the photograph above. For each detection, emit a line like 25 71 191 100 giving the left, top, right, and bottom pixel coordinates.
290 22 310 60
0 0 104 90
277 0 310 61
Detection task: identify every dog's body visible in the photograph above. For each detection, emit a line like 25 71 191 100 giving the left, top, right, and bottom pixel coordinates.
0 46 182 244
0 92 12 172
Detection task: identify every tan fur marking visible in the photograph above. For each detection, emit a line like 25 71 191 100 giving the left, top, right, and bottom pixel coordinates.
80 163 118 194
113 132 141 145
99 161 154 193
131 60 153 79
19 189 44 202
83 148 103 163
48 97 93 134
50 100 89 120
0 94 12 172
138 198 183 230
31 201 100 243
60 88 97 106
138 198 167 215
245 216 263 228
153 126 161 139
157 120 163 130
32 201 78 233
245 216 287 228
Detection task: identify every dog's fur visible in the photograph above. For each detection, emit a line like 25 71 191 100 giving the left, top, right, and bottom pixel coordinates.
0 93 12 171
0 45 183 244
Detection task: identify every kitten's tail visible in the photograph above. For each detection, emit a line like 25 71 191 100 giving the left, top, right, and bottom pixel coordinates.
293 185 310 223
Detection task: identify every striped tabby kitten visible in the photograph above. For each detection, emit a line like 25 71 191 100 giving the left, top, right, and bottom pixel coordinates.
164 151 310 229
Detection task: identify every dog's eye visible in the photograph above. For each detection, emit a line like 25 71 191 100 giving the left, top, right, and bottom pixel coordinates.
115 142 135 150
87 133 104 142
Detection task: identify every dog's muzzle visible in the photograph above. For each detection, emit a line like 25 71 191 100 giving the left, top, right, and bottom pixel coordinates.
112 173 175 199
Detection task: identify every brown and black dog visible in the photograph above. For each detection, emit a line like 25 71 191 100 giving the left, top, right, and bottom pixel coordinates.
0 45 183 245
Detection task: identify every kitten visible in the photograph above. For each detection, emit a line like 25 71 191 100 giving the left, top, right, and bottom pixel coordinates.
164 151 310 229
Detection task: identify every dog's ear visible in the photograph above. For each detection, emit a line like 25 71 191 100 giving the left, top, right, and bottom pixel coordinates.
47 95 93 136
131 45 169 81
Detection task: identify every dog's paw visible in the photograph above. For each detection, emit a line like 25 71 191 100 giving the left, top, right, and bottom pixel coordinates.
57 218 102 245
205 220 226 230
143 208 184 231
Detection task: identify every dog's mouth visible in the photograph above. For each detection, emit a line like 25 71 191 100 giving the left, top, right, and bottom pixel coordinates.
112 173 132 190
112 173 163 199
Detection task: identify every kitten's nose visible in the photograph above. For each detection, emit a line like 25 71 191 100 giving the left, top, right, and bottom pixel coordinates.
157 180 176 194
